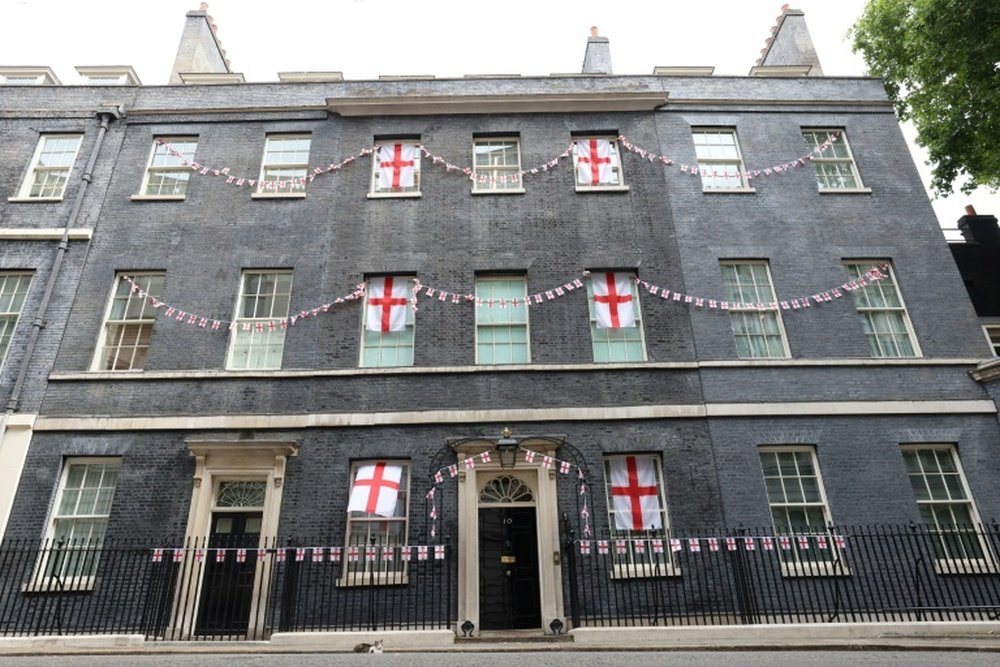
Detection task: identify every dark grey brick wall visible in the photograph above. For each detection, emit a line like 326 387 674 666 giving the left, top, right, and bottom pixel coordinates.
2 74 996 553
710 414 1000 528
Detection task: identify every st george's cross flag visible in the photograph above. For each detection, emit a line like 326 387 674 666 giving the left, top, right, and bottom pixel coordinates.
377 143 417 190
592 272 635 329
576 139 615 185
347 462 403 517
365 276 408 333
608 455 662 531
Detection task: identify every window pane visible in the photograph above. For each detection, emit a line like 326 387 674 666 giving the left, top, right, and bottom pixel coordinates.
228 271 293 370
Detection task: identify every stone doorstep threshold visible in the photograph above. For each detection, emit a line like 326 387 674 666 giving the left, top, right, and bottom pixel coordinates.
569 622 1000 645
2 624 1000 654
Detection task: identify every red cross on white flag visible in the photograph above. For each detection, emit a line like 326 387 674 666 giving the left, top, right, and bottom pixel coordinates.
592 272 636 329
689 538 701 553
237 548 247 563
365 276 409 333
579 540 591 555
347 462 403 517
377 143 417 190
151 549 163 562
833 534 846 549
609 455 662 531
576 139 615 185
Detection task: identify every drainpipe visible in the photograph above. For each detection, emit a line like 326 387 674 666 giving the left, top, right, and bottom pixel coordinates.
0 106 122 536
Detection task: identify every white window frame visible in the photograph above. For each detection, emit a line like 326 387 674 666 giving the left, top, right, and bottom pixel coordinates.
475 275 530 365
572 136 628 192
369 139 421 198
691 128 752 192
719 261 790 359
602 454 678 578
13 134 83 201
901 444 995 573
982 325 1000 357
359 276 416 368
802 128 868 192
30 457 122 592
844 261 921 358
253 134 311 198
91 272 164 372
75 66 141 86
758 446 843 577
343 459 410 585
586 273 647 363
226 270 293 370
0 271 33 371
134 136 198 200
472 137 524 194
0 67 59 85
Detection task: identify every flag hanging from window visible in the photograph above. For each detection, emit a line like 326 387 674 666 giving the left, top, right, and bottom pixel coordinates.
592 272 636 329
347 462 403 517
608 455 662 531
365 276 408 333
576 139 615 185
377 143 417 189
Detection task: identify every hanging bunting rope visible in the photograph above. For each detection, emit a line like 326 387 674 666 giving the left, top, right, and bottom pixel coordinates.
121 275 366 332
424 445 592 540
123 265 887 335
156 131 840 191
616 131 841 182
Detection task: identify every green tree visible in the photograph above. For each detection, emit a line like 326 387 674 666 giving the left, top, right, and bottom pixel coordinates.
852 0 1000 195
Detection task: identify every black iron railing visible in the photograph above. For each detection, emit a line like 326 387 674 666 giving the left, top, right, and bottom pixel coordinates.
0 536 454 640
562 523 1000 627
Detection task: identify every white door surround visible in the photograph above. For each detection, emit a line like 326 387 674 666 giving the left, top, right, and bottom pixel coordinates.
451 436 565 635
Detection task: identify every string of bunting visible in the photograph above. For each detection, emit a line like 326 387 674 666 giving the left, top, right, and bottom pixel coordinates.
124 264 888 336
577 534 846 556
425 445 592 540
411 265 887 315
617 131 842 182
121 274 365 332
150 544 445 563
157 131 840 191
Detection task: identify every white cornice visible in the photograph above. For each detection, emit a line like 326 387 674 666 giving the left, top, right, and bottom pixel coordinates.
46 358 986 382
0 228 92 241
326 92 669 116
32 400 997 433
971 358 1000 383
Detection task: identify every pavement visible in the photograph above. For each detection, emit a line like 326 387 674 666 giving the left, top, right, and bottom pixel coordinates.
2 622 1000 655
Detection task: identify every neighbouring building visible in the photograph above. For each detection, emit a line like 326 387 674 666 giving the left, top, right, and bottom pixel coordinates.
2 4 999 643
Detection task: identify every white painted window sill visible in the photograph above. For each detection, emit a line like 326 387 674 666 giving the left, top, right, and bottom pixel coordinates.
575 185 630 193
250 192 307 200
367 191 422 199
130 194 186 202
701 188 756 194
7 196 65 203
818 187 872 194
470 188 526 196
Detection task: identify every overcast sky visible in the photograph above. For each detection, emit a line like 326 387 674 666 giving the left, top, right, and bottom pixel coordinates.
1 0 995 234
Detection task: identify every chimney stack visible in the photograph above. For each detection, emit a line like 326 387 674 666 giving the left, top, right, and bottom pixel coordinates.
169 4 231 84
753 6 823 75
582 27 613 75
957 207 999 244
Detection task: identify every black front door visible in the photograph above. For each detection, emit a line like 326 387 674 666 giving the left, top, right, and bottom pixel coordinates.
196 511 262 635
478 507 541 630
